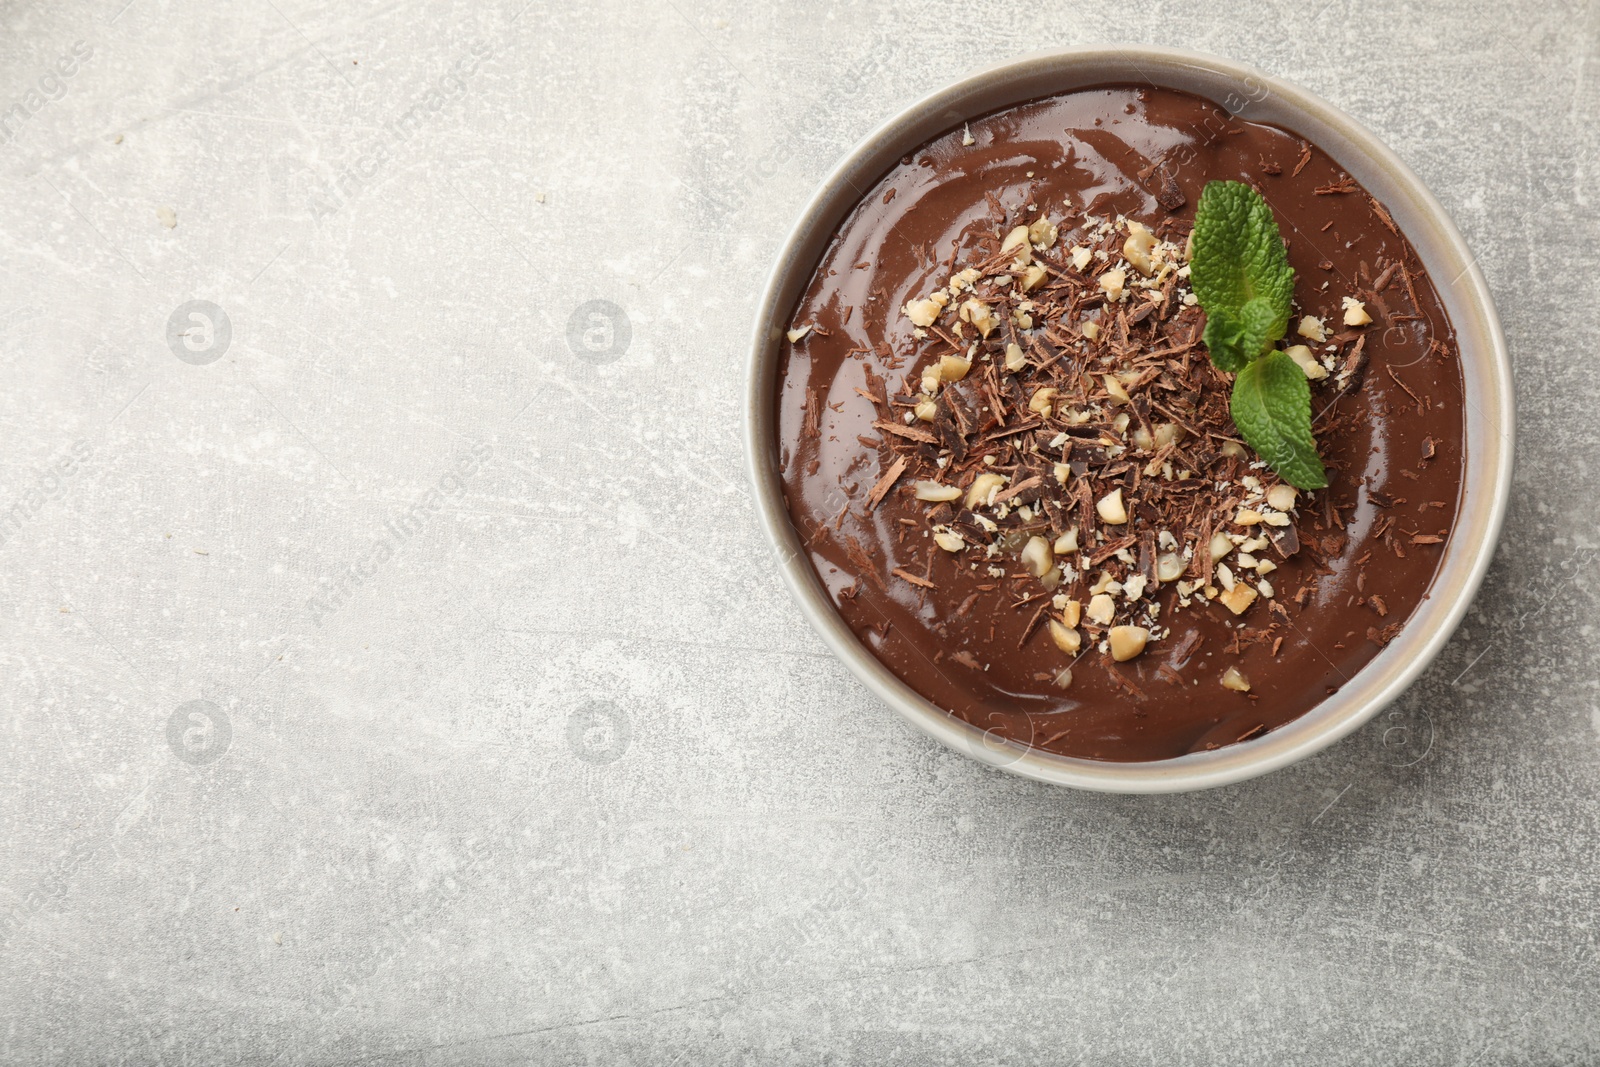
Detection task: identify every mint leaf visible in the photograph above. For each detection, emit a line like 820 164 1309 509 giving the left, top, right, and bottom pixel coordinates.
1229 350 1327 490
1202 296 1280 374
1191 181 1295 351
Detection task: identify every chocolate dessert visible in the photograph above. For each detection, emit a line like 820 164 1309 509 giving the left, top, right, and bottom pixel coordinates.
776 85 1464 762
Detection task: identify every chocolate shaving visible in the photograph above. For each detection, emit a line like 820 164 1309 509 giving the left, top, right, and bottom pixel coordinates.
1368 196 1401 237
873 420 937 444
865 455 908 511
891 568 935 589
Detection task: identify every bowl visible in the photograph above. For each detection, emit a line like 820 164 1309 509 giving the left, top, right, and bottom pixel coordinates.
744 45 1513 792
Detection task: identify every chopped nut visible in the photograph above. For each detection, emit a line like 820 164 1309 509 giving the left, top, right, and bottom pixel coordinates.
1122 221 1157 276
1217 582 1259 615
914 399 938 422
903 291 950 327
1103 374 1131 405
1286 344 1329 380
1052 667 1073 690
1028 387 1058 416
1028 217 1058 248
1004 342 1028 372
1047 619 1082 655
1296 315 1328 343
1255 559 1278 576
1257 578 1274 598
1081 320 1101 341
933 531 965 552
1131 426 1154 451
1096 488 1128 525
1235 508 1265 525
1018 264 1048 292
914 480 962 502
1209 530 1234 561
1261 511 1291 527
1070 245 1093 272
1265 484 1299 512
1099 268 1127 301
1152 422 1185 449
1216 562 1235 591
786 325 812 343
1020 535 1054 578
965 471 1006 509
1220 666 1251 692
1052 462 1072 485
1156 552 1185 581
1108 625 1149 662
938 354 972 382
1122 573 1148 601
959 297 998 338
1086 593 1116 626
1342 296 1372 326
1053 528 1079 554
1061 599 1082 628
948 267 981 296
1001 225 1032 265
1219 440 1248 460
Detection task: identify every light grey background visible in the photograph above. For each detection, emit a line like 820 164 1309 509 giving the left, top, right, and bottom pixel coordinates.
0 0 1596 1063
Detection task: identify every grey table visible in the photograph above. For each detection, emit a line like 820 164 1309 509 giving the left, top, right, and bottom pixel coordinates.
1 1 1596 1063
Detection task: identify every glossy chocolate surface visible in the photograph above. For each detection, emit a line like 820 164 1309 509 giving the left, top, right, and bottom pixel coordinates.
777 86 1464 762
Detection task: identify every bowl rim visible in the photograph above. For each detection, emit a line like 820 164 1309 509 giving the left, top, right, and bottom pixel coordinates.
743 44 1514 793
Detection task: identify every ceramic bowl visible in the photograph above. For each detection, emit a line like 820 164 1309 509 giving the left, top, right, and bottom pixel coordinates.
745 46 1513 792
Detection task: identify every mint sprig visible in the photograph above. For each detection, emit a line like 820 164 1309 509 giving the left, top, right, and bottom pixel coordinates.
1191 180 1327 490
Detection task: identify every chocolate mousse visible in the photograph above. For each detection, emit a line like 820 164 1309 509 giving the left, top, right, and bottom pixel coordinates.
776 85 1464 762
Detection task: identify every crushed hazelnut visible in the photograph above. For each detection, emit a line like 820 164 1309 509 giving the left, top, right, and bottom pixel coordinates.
914 480 962 502
1217 582 1259 615
787 325 812 343
1087 593 1116 626
1028 217 1058 248
959 297 998 338
1286 344 1329 380
1108 625 1149 661
1004 342 1028 372
1028 387 1058 416
933 531 965 552
1096 488 1128 525
1296 315 1328 343
938 354 972 382
1122 221 1157 276
965 471 1006 509
1221 666 1251 692
1099 268 1127 302
1342 296 1372 326
1053 528 1079 554
1061 599 1082 628
1048 620 1082 655
1020 535 1054 578
1265 484 1299 512
903 290 950 327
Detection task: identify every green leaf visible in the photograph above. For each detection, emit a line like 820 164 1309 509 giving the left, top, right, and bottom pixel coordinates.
1191 181 1295 348
1229 350 1328 490
1202 296 1281 373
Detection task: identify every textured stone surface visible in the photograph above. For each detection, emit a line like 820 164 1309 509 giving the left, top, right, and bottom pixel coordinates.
1 0 1597 1063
